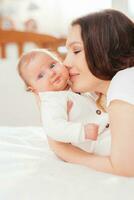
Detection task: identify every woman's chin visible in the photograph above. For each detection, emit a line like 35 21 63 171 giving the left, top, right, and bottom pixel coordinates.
70 85 79 93
70 84 84 93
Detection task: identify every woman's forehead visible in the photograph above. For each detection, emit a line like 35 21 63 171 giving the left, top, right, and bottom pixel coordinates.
66 25 82 47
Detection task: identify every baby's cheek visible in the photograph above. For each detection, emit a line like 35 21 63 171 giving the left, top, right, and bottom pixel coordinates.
40 81 52 91
63 69 69 78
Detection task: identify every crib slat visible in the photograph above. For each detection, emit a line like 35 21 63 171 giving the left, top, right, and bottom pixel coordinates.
1 43 6 58
0 29 66 59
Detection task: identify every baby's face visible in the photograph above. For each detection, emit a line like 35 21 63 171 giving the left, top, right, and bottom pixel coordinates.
22 52 69 92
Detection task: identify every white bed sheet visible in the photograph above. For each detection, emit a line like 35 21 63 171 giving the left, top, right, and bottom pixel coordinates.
0 127 134 200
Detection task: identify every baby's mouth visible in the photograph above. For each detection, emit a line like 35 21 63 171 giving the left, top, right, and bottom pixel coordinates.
52 76 61 84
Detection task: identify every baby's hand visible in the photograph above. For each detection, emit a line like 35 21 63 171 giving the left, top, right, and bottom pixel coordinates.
67 100 73 114
84 123 99 140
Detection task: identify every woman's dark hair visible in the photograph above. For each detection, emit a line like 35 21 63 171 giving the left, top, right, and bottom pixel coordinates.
72 9 134 80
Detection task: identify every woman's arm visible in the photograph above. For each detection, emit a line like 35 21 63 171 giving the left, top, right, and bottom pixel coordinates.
48 100 134 177
108 100 134 176
47 137 115 174
47 136 90 163
47 137 114 173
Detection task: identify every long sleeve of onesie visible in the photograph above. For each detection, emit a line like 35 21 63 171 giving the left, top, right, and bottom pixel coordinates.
39 91 86 144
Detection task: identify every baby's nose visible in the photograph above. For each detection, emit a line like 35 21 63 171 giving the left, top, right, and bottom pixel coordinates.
47 68 56 78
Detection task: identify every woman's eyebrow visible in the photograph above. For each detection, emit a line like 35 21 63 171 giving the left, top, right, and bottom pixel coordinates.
66 41 81 48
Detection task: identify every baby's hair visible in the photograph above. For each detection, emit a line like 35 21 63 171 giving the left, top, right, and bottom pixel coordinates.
17 48 60 92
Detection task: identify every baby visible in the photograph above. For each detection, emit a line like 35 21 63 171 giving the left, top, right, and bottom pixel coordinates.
18 49 107 151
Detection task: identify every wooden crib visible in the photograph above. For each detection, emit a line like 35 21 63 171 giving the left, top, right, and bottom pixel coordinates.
0 29 66 58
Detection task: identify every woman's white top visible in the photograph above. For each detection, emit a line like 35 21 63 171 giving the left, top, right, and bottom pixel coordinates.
107 67 134 107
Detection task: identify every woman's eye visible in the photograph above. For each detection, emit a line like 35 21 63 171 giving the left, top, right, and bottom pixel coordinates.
38 72 44 79
74 50 81 54
50 63 56 68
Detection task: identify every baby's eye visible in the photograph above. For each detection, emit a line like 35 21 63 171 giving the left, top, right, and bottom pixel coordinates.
50 63 56 68
38 72 44 79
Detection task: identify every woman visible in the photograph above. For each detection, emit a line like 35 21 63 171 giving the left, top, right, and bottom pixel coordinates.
48 9 134 177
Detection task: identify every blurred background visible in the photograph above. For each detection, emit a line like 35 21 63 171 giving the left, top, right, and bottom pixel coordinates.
0 0 134 37
0 0 134 126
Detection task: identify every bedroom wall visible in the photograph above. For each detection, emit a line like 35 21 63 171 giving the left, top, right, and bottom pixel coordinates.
0 51 41 126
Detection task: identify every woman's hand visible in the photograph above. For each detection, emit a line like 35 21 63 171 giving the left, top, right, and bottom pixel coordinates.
67 100 73 121
67 100 73 114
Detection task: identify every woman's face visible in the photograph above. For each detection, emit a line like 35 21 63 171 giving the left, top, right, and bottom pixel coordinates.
63 25 105 93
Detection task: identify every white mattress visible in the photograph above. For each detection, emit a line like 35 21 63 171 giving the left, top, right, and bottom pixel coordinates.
0 127 134 200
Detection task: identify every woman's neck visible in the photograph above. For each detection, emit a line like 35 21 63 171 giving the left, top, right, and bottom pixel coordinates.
95 80 110 95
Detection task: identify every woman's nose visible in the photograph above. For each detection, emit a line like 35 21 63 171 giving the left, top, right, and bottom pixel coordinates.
63 55 72 69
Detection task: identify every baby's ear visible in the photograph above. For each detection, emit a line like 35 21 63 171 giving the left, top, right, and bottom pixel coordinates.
26 86 34 92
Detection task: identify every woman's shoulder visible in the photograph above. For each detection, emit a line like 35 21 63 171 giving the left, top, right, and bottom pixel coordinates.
107 67 134 107
109 67 134 88
113 67 134 81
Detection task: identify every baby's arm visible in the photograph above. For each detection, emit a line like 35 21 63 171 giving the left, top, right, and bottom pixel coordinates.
39 91 99 144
